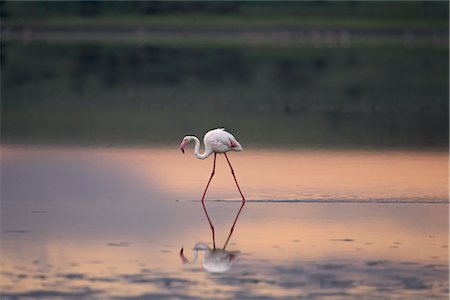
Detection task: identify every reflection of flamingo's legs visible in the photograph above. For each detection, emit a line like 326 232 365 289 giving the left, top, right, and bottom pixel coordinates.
223 200 245 250
223 153 246 249
224 153 246 202
201 153 216 249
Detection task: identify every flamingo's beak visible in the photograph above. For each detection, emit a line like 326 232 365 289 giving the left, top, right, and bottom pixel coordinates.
180 140 189 154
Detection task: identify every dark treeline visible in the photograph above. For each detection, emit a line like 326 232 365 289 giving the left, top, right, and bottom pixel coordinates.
2 41 448 147
2 1 448 20
3 42 448 114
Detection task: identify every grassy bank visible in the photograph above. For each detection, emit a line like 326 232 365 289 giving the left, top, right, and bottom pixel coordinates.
2 41 447 148
1 2 447 148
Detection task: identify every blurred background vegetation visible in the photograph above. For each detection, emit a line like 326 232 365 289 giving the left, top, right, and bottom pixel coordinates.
1 1 448 148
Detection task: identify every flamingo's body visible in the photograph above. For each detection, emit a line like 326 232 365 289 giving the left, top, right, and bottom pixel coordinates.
180 128 243 159
180 128 246 250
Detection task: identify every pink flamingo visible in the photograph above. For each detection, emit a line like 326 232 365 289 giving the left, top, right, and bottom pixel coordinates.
180 128 246 248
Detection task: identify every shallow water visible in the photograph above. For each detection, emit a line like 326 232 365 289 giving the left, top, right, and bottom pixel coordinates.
1 145 448 299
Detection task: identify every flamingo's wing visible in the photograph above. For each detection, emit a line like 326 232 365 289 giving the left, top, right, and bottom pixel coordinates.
205 129 231 148
204 128 242 151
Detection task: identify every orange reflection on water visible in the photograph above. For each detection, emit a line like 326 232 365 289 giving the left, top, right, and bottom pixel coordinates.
3 146 447 202
225 203 448 263
125 147 448 202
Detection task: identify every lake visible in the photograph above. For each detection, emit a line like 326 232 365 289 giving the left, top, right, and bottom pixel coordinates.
1 145 448 299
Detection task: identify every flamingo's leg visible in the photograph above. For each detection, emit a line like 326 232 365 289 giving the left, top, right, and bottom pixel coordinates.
224 153 246 202
201 153 216 249
201 153 216 202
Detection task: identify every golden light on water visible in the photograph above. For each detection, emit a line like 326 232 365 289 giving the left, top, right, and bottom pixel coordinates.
4 146 447 201
55 147 446 202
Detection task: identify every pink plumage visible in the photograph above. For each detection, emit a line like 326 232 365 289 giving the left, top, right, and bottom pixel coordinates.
179 128 242 159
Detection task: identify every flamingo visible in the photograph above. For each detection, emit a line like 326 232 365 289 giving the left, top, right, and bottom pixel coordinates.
180 128 246 248
179 127 246 204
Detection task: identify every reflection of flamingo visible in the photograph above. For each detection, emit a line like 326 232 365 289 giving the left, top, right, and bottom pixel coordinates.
180 243 240 273
180 128 246 248
180 198 245 273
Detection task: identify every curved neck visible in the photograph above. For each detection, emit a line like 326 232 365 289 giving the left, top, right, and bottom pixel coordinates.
191 136 212 160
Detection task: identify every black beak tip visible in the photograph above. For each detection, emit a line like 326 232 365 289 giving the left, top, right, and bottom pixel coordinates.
181 148 185 154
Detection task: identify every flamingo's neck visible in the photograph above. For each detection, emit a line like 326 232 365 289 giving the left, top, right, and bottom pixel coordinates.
191 136 212 160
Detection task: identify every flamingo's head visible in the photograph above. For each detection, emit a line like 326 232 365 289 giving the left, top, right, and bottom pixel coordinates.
180 136 191 154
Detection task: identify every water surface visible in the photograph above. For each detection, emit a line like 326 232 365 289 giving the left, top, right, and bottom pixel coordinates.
1 145 448 299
